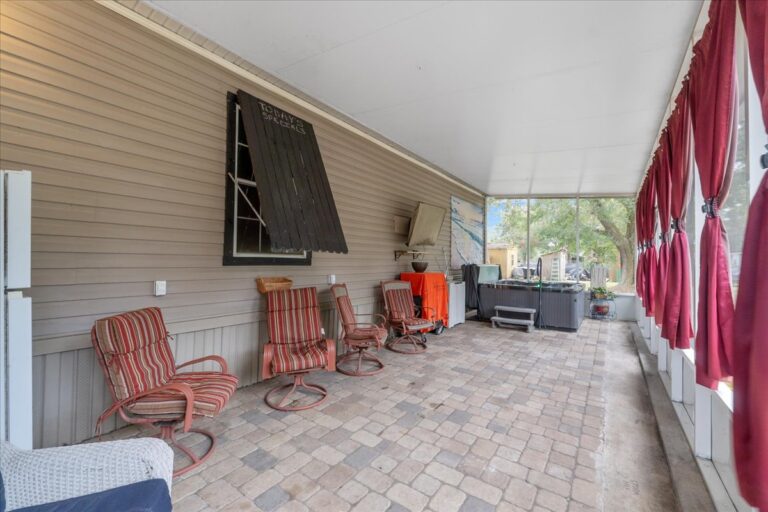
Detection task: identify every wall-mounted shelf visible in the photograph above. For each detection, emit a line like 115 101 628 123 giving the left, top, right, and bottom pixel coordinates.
394 250 426 261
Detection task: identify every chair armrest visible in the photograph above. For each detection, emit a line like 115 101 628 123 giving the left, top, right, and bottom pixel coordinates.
344 322 380 329
1 438 174 511
262 343 275 380
322 339 336 372
96 382 195 437
416 305 437 321
353 313 388 328
342 323 385 349
176 354 228 374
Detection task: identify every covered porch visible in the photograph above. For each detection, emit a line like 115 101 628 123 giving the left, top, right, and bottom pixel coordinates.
1 0 766 511
99 320 680 512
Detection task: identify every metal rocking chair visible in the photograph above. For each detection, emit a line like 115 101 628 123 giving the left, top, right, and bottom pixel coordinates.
261 287 336 411
381 280 435 354
331 283 387 376
91 307 238 477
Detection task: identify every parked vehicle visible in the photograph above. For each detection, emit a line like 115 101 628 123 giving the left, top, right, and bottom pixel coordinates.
512 264 538 279
565 262 590 281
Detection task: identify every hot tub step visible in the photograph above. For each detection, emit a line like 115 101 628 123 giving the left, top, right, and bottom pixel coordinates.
494 305 536 315
491 316 534 332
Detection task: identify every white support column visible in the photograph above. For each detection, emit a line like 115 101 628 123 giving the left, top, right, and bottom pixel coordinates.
658 337 668 373
640 314 651 340
649 323 659 355
670 349 684 402
636 297 647 343
694 385 713 458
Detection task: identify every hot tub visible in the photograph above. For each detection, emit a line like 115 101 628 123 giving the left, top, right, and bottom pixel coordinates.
478 280 585 331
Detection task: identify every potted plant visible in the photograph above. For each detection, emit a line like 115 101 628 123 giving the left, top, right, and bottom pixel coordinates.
591 287 615 300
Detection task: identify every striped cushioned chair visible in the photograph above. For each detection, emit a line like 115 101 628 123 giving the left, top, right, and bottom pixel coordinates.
331 284 387 376
91 307 238 477
261 287 336 411
381 280 435 354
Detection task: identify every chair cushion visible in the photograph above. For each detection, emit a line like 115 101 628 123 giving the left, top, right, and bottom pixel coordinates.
272 341 328 374
385 288 415 321
347 326 388 342
336 294 356 327
127 372 238 418
395 318 434 332
267 288 323 344
91 308 175 401
13 478 171 512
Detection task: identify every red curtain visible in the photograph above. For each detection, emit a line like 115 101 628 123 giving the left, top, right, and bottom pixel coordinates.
738 0 767 126
642 157 658 317
733 1 767 507
636 180 646 300
733 172 768 511
689 0 738 389
662 85 694 349
654 134 672 326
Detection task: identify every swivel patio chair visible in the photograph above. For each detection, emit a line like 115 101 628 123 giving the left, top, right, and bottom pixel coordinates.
261 287 336 410
331 283 387 376
91 307 238 477
381 280 435 354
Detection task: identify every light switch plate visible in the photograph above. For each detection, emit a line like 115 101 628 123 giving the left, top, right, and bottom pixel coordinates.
154 280 167 296
327 274 336 285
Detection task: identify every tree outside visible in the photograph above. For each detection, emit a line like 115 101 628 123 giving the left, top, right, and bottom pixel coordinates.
488 197 636 291
719 80 749 297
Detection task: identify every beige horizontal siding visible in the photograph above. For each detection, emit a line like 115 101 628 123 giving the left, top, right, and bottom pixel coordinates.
0 0 483 447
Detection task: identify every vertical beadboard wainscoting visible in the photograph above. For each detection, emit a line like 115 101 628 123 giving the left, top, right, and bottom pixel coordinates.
32 301 392 448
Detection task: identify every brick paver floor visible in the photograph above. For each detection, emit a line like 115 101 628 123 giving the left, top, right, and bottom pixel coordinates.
101 320 657 511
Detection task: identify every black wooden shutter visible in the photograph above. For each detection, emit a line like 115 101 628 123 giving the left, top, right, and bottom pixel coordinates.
237 90 348 254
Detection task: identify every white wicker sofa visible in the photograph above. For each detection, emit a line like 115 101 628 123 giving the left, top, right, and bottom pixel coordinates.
0 438 173 511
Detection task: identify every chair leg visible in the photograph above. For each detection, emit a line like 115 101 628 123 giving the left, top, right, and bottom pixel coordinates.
265 373 328 411
386 332 427 354
337 347 385 376
156 423 216 478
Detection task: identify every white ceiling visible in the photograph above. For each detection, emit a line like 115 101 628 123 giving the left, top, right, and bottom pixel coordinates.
149 0 701 196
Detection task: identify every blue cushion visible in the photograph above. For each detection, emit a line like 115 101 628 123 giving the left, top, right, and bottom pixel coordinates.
14 478 170 512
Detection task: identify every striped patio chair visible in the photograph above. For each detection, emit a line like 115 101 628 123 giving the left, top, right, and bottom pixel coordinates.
261 287 336 411
91 307 238 477
331 283 387 376
381 280 435 354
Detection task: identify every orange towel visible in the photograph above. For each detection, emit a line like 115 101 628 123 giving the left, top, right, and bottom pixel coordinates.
399 272 449 326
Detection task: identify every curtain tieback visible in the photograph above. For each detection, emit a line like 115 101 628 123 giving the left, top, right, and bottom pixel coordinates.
659 231 669 243
670 218 683 232
701 197 719 218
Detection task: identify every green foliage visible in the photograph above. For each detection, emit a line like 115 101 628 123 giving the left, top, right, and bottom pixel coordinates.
590 287 615 299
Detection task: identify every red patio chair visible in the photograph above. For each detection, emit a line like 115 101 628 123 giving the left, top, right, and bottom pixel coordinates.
331 283 387 376
261 287 336 410
381 280 435 354
91 307 238 477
